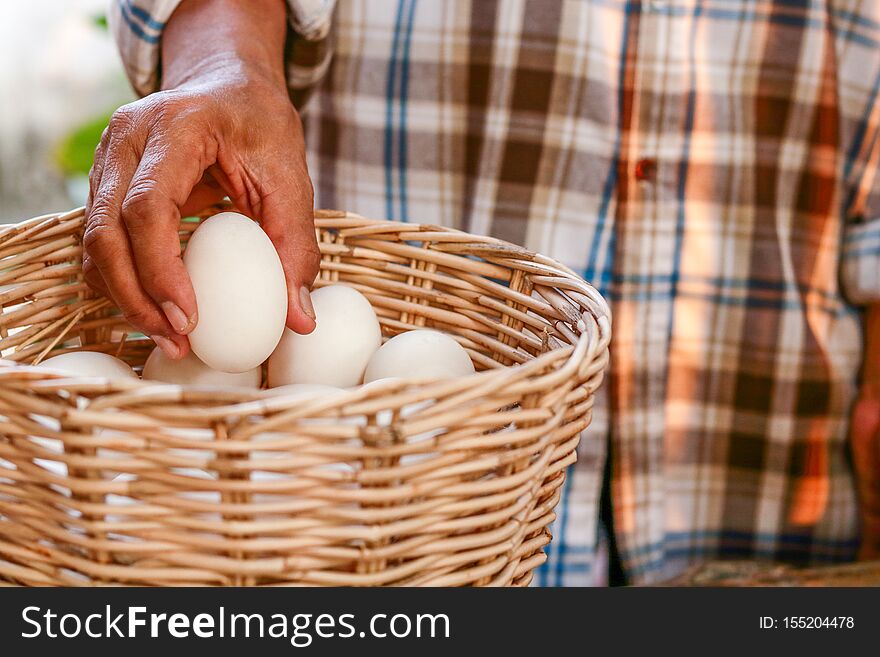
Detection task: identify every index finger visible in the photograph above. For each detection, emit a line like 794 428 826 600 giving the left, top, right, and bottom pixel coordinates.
84 126 188 358
121 135 212 335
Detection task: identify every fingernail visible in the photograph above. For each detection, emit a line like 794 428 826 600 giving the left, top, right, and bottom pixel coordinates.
299 286 316 321
161 301 194 334
151 335 180 360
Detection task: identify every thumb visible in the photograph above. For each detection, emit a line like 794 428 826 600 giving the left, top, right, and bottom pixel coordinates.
258 175 321 335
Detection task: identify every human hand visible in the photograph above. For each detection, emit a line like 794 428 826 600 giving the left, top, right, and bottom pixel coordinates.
83 0 318 360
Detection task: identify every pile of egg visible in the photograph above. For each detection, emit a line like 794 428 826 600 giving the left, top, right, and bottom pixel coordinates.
37 211 476 396
22 212 480 522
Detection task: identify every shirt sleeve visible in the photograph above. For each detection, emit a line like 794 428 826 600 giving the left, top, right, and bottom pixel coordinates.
108 0 183 98
840 147 880 306
109 0 336 105
841 220 880 305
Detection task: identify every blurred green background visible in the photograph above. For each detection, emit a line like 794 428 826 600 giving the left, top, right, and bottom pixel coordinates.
1 1 133 223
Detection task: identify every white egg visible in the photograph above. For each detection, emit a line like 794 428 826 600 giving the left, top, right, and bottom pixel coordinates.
268 284 382 388
364 330 474 383
358 378 441 470
106 470 221 540
264 383 346 399
37 352 138 380
97 427 217 475
360 376 436 431
358 377 404 426
161 427 218 469
260 384 351 427
142 347 261 388
254 383 358 485
34 458 67 478
184 211 288 373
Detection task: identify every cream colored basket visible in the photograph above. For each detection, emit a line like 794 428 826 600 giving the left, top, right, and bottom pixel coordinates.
0 205 610 586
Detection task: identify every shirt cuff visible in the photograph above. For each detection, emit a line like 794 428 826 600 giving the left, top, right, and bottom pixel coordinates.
841 218 880 305
109 0 183 97
109 0 336 101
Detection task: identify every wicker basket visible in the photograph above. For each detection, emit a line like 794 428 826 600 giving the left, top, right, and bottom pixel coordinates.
0 205 610 586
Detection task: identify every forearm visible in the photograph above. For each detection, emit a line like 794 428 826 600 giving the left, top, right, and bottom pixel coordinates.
162 0 288 90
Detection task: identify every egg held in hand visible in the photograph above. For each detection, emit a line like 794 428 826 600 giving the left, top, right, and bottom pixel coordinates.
142 347 261 388
268 284 382 388
37 352 138 380
364 329 475 382
184 212 288 373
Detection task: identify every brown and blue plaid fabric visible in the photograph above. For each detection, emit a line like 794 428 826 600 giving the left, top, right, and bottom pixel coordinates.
113 0 880 584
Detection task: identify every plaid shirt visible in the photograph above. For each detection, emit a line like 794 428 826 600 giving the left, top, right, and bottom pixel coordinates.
112 0 880 585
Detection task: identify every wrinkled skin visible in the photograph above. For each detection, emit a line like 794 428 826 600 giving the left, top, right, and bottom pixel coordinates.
84 0 317 359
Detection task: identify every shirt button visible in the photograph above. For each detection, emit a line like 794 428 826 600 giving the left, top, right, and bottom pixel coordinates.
634 158 657 182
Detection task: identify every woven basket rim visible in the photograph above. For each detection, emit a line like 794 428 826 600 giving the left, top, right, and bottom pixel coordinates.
0 207 611 400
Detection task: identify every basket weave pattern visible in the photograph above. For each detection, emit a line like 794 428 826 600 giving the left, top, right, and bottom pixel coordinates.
0 205 610 586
